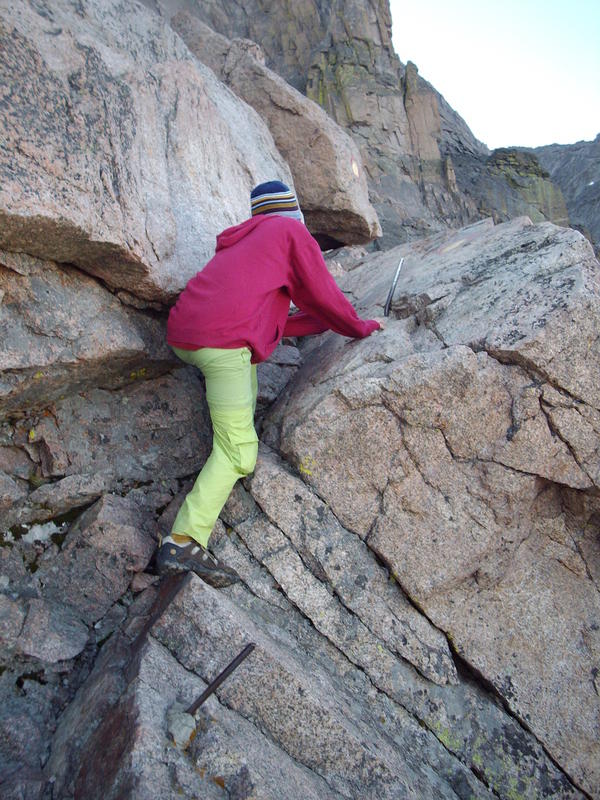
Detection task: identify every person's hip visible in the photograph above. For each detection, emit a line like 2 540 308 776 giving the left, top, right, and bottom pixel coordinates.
171 346 254 408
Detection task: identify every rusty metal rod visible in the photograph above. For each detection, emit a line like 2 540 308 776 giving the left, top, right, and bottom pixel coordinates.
186 643 256 715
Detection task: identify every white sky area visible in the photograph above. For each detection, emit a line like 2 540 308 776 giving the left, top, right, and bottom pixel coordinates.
389 0 600 149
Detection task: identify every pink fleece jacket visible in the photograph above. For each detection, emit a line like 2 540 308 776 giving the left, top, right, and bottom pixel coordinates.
167 215 379 363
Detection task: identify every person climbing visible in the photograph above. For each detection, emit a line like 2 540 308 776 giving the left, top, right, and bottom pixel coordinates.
156 180 383 586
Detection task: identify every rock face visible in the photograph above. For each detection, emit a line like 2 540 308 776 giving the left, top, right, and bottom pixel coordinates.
308 51 481 243
2 2 599 799
265 217 600 795
36 494 157 625
0 369 209 532
1 351 303 537
534 134 600 252
0 0 292 301
41 567 582 800
150 0 572 248
147 0 473 243
2 218 594 800
0 491 157 794
0 249 174 416
167 13 381 245
453 147 570 228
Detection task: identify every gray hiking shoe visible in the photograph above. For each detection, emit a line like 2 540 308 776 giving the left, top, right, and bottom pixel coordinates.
155 539 240 588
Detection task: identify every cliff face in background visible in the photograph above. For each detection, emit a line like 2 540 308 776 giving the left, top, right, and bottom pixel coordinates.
146 0 574 247
533 135 600 251
164 11 381 245
1 2 599 799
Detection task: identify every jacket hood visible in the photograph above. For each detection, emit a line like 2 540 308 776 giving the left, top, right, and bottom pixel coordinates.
215 215 269 252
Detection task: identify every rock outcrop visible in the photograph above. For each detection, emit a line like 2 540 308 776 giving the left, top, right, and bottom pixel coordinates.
167 13 381 245
146 0 476 243
533 134 600 252
0 249 174 416
2 2 599 799
452 146 570 229
148 0 573 248
264 216 600 796
0 0 292 302
4 216 598 800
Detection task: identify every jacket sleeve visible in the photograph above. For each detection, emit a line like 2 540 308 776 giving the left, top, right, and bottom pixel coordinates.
283 310 329 337
286 226 380 339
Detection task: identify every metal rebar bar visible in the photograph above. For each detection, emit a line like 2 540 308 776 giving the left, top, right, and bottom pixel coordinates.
383 257 404 317
186 643 256 715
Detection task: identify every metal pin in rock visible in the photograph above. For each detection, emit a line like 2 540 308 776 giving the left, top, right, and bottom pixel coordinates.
383 257 404 317
186 642 256 715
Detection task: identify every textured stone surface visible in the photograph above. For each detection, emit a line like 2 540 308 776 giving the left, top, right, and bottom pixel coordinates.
482 149 569 225
166 703 196 749
0 594 26 652
223 471 581 799
1 222 595 800
0 469 28 511
34 371 210 484
448 147 570 229
33 535 581 800
0 685 48 796
0 492 161 791
0 547 35 601
265 217 600 795
0 594 95 791
169 13 381 245
0 369 212 531
1 4 598 798
150 0 471 244
1 341 302 534
256 344 303 411
0 0 291 301
36 494 156 626
17 598 89 663
45 580 239 800
534 134 600 251
155 0 575 253
155 573 580 799
248 447 457 686
0 250 174 415
155 577 430 799
0 770 45 800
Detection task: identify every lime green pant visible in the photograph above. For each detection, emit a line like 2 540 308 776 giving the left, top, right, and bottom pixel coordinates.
171 346 258 546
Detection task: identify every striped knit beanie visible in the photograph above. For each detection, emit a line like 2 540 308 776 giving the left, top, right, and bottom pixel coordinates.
250 180 304 222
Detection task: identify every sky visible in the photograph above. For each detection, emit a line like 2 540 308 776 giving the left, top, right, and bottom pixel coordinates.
388 0 600 149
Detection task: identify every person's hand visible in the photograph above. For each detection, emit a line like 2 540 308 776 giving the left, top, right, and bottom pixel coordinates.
373 317 386 331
